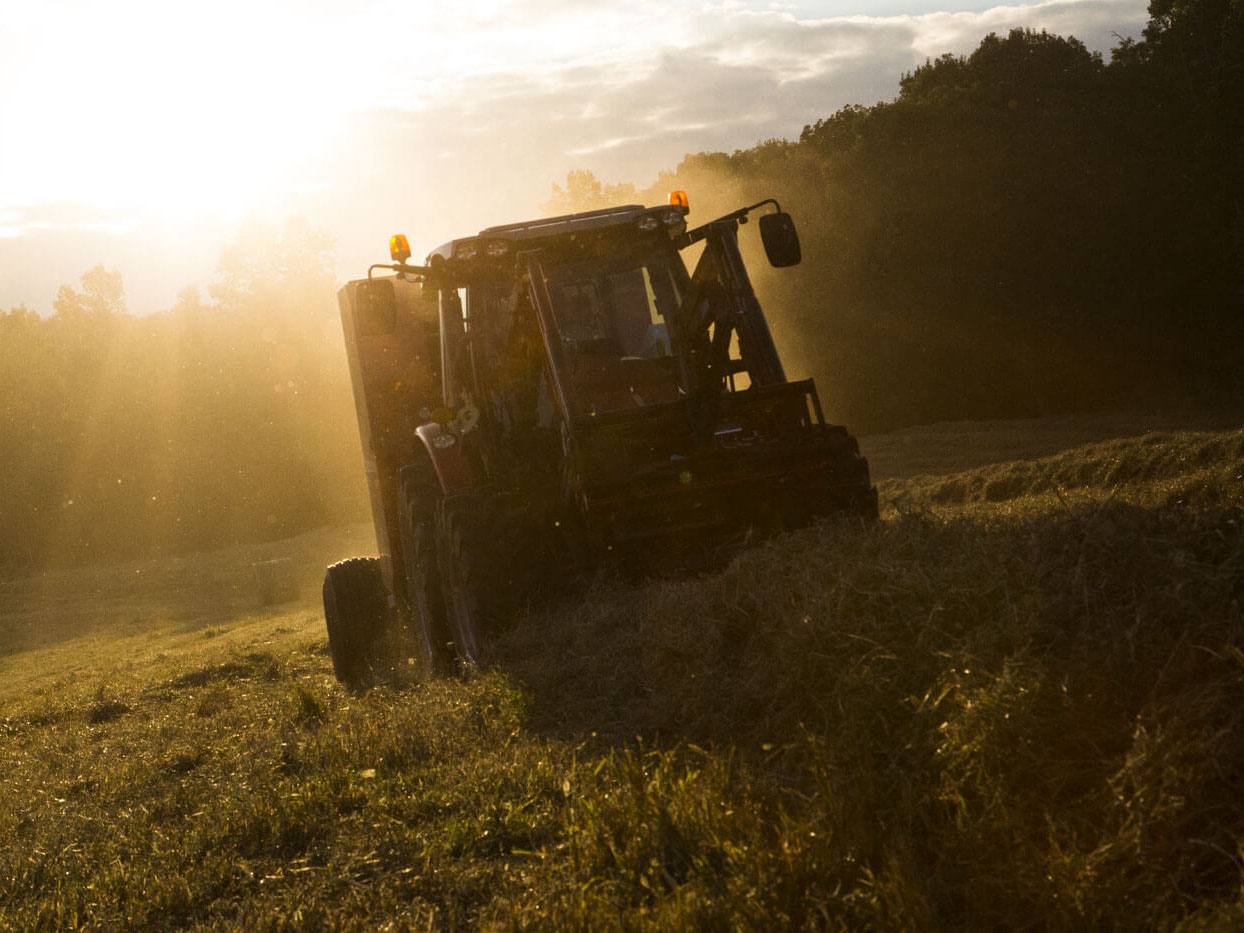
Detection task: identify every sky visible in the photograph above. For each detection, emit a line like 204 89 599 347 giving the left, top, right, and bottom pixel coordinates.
0 0 1147 315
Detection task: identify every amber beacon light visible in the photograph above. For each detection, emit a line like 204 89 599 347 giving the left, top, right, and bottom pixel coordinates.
668 190 689 211
389 234 412 263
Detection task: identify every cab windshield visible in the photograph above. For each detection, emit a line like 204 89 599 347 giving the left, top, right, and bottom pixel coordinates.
543 252 684 416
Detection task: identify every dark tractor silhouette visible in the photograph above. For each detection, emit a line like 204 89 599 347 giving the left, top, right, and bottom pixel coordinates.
322 194 876 683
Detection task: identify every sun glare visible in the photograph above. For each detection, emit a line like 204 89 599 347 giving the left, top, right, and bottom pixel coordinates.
3 2 367 223
2 0 689 227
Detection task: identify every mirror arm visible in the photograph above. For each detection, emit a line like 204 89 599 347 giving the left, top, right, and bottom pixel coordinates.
368 262 432 280
677 198 784 249
738 198 781 217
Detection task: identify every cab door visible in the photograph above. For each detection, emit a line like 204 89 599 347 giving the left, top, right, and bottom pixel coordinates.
524 254 575 426
526 251 688 420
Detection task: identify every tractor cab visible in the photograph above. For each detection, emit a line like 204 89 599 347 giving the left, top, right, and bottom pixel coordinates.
530 245 683 417
414 195 803 444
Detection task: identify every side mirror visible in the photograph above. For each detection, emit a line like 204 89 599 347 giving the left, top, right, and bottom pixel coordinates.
356 279 397 336
759 212 801 268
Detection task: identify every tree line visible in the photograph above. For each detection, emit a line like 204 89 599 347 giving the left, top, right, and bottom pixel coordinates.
0 223 369 570
2 0 1239 570
549 0 1243 433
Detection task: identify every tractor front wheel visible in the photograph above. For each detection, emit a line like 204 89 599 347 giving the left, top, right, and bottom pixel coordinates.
322 557 389 685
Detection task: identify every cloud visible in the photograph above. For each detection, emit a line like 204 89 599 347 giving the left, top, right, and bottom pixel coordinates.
0 0 1148 314
298 0 1147 288
0 205 137 240
350 0 1146 187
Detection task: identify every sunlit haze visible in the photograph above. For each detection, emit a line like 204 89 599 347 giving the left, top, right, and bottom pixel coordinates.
1 0 1145 313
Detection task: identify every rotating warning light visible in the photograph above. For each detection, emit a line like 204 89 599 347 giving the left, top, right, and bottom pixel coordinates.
668 190 689 211
389 234 411 263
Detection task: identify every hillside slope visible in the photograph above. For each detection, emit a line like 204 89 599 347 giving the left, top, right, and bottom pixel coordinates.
1 424 1241 928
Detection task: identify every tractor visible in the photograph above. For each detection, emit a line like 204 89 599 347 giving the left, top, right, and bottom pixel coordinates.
323 193 876 683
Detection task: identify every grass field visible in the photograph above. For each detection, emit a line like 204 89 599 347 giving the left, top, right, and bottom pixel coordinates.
1 412 1242 928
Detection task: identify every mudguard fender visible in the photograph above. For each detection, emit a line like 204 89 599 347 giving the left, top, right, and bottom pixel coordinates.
415 422 475 495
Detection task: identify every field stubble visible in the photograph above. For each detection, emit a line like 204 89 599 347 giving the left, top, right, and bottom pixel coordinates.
1 414 1242 928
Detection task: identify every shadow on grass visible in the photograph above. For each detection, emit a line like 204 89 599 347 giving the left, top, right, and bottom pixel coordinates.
487 494 1244 925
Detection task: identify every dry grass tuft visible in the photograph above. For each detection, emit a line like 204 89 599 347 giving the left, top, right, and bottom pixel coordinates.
86 685 130 725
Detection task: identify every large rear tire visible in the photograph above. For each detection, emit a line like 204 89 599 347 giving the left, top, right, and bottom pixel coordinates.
322 557 389 685
397 464 453 679
436 498 530 668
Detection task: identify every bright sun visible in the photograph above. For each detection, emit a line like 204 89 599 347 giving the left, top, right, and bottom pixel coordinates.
1 2 372 222
1 0 678 228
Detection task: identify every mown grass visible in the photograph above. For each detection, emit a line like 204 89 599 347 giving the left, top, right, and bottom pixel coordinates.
0 522 376 657
1 422 1242 928
863 408 1244 480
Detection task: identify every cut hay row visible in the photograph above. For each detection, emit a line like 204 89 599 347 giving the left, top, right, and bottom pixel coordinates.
884 427 1244 507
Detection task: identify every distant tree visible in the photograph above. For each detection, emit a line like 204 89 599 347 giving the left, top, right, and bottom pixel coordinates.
543 170 639 215
800 105 871 155
52 265 127 319
1143 0 1244 80
898 29 1103 108
0 304 39 326
210 218 337 318
171 285 208 315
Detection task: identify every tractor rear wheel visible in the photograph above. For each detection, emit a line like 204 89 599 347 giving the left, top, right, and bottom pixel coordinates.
322 557 389 685
397 465 453 679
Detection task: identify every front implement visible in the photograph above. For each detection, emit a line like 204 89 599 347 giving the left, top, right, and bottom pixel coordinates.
569 380 876 561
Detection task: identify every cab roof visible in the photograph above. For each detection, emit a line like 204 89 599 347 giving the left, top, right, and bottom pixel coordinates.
425 203 657 263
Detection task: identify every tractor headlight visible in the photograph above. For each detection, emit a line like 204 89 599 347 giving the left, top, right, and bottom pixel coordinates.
637 215 660 232
454 240 479 260
485 239 510 257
